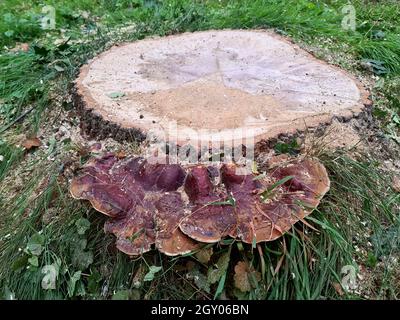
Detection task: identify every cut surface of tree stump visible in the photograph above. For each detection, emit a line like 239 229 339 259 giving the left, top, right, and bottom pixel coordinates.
75 30 370 145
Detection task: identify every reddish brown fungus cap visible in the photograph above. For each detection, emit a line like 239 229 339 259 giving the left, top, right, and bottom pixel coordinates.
222 158 330 243
154 192 199 256
179 166 236 243
70 154 330 255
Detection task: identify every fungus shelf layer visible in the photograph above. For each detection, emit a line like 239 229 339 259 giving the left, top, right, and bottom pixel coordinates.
70 154 330 256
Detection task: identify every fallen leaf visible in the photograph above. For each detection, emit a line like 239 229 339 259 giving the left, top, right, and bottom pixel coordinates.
234 262 250 292
26 233 45 256
74 143 89 157
132 264 146 288
4 30 14 37
20 43 29 51
144 265 162 282
28 256 39 267
112 290 130 300
360 59 388 75
372 30 385 40
233 288 249 300
115 150 127 159
21 137 41 150
72 249 93 270
4 287 15 300
234 261 261 293
41 264 59 290
75 218 90 235
195 247 213 264
187 269 211 293
10 42 29 52
112 289 140 300
67 271 82 297
185 260 196 271
207 250 231 284
392 176 400 193
89 142 102 153
107 92 125 99
332 282 344 296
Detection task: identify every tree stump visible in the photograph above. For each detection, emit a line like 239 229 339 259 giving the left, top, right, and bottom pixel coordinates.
74 30 371 146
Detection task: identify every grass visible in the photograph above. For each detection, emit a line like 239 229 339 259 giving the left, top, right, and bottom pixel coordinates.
1 150 399 299
0 0 399 300
1 0 400 129
0 140 23 181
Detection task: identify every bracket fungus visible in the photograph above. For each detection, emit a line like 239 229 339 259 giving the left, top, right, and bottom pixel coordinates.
70 154 330 256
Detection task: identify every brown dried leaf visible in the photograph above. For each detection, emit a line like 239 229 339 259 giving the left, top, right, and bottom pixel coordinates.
392 176 400 193
132 264 146 288
21 137 41 150
115 150 127 159
332 282 344 296
195 247 213 264
234 261 261 292
10 43 29 52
